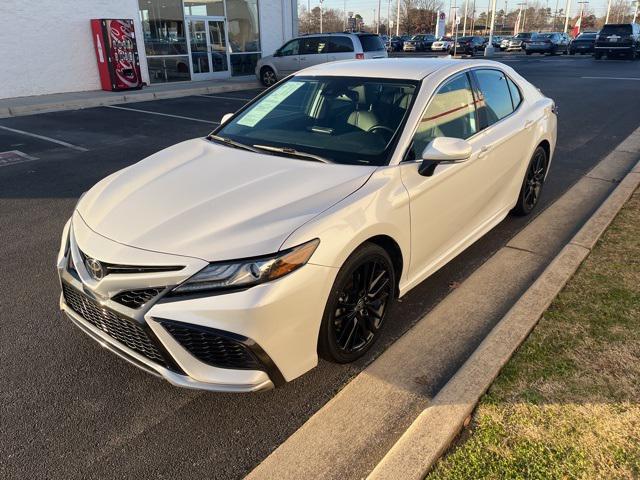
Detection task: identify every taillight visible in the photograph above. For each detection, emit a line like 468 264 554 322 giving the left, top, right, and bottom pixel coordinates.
355 53 365 59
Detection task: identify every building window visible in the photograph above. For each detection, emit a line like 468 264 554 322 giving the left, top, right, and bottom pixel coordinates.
227 0 260 52
184 0 225 16
227 0 260 76
230 53 260 76
139 0 190 82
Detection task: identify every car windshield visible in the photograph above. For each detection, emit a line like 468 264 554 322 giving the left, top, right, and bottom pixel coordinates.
600 24 632 35
532 33 554 40
214 76 419 166
410 35 422 40
458 36 473 41
514 33 532 39
577 33 597 39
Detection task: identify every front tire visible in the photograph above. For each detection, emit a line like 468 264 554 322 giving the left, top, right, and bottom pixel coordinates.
318 243 396 363
260 67 277 87
513 146 549 216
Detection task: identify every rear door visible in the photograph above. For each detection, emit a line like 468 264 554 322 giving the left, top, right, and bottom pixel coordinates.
359 34 387 59
298 36 329 70
470 68 532 212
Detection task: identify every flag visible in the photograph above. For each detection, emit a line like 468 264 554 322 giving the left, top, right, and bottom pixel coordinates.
571 15 582 38
513 10 521 36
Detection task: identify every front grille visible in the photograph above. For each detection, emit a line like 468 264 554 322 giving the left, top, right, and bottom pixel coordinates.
161 321 262 371
112 288 163 309
62 282 167 366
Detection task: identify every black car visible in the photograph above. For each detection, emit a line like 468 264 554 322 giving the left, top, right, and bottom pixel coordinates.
454 36 486 55
526 32 570 55
569 32 597 54
594 23 640 59
386 35 404 52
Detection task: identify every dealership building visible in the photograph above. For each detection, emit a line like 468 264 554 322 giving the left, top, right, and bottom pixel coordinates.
0 0 298 99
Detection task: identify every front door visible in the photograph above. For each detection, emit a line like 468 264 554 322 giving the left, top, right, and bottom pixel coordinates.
186 16 230 80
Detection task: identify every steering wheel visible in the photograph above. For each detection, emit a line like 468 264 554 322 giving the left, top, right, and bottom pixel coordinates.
367 125 395 141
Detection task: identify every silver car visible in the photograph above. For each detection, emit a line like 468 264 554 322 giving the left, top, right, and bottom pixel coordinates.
256 33 387 86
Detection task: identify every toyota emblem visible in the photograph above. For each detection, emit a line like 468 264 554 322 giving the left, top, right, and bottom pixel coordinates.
84 256 105 281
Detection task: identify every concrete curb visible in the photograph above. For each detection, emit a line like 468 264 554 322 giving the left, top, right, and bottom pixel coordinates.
0 81 259 118
367 159 640 480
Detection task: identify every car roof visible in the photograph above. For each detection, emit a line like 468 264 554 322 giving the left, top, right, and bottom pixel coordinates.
295 58 494 80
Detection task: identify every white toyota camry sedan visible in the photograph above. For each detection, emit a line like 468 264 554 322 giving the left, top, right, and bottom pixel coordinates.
57 59 556 392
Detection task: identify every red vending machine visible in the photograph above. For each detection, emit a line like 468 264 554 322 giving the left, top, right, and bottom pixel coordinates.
91 19 143 91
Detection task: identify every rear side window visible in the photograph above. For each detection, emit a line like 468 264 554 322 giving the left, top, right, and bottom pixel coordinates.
474 69 514 126
409 73 478 159
600 24 632 35
359 35 385 51
328 36 354 53
506 77 522 110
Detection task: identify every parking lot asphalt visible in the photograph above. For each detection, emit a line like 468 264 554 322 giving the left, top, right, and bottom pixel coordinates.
1 54 639 480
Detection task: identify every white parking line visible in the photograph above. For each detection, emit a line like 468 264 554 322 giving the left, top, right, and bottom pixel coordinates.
105 105 219 124
581 76 640 81
0 125 89 152
196 94 253 101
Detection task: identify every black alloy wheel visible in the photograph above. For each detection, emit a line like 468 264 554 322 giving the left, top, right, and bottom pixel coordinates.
513 146 549 216
260 67 277 87
318 243 395 363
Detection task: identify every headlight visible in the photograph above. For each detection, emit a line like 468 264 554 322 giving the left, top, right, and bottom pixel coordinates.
172 239 320 294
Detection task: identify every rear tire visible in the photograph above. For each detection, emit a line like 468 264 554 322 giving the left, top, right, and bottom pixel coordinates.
318 243 396 363
512 146 549 216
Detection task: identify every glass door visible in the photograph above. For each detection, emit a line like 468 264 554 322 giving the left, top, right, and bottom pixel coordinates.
186 16 230 80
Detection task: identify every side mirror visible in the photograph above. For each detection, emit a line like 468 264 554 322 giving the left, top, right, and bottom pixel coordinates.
418 137 472 177
220 113 233 125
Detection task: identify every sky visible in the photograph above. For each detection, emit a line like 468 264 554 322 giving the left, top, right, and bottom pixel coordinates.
299 0 619 28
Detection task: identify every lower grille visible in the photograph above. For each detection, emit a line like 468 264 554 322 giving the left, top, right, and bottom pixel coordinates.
112 288 163 309
62 282 167 367
161 321 262 371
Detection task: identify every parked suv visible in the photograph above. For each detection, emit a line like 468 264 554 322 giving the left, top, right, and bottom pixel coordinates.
256 33 387 86
508 32 533 50
594 23 640 59
525 32 570 55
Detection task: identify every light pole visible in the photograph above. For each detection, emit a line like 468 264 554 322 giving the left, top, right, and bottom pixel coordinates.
521 0 528 31
485 0 498 56
516 2 525 34
463 0 469 35
563 0 571 33
605 0 612 23
377 0 382 33
344 0 347 30
320 0 323 33
633 0 639 23
396 0 401 35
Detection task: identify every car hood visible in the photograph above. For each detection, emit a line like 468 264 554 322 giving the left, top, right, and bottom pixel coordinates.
77 138 376 261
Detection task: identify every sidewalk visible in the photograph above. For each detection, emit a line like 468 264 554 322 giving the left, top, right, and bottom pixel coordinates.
0 77 260 119
427 188 640 479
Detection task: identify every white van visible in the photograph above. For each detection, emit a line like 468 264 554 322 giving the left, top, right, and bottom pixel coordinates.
255 33 387 86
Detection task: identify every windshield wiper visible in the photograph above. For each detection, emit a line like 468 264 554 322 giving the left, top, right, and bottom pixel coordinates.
252 144 332 164
207 134 259 153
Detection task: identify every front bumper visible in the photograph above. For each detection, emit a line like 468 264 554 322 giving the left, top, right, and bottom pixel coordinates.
57 213 336 392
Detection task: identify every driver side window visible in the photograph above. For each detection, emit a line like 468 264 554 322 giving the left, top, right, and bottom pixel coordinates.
409 73 478 160
279 39 299 56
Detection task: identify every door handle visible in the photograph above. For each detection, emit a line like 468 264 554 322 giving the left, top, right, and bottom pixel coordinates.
524 119 535 129
478 144 492 158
